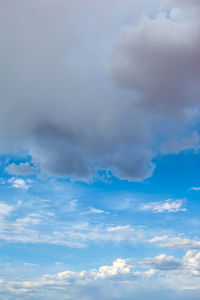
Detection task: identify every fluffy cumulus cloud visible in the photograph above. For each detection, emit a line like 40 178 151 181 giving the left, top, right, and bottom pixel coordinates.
1 251 200 299
0 0 200 183
8 177 31 189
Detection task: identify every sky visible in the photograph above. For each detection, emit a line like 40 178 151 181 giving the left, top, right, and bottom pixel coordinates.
1 0 200 299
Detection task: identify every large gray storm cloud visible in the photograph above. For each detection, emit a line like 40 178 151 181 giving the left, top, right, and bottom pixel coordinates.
0 0 200 181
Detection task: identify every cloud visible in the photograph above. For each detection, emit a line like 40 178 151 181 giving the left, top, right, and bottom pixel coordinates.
0 197 197 250
140 254 182 271
189 187 200 191
0 0 156 182
8 177 30 189
107 225 132 232
0 0 199 182
184 250 200 275
2 251 200 299
5 162 36 176
150 236 200 250
110 2 200 117
0 202 13 217
140 199 186 213
0 200 145 247
160 132 200 154
88 208 109 214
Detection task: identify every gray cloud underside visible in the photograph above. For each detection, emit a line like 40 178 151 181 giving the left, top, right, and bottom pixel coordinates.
0 0 200 181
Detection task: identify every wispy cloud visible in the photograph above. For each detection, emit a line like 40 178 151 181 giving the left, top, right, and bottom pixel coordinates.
149 236 200 250
140 199 186 213
189 187 200 191
88 208 110 214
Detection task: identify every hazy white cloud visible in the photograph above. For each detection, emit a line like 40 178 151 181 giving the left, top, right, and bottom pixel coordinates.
0 202 13 217
150 236 200 250
5 162 36 176
189 187 200 191
8 177 30 189
141 199 186 213
88 208 109 214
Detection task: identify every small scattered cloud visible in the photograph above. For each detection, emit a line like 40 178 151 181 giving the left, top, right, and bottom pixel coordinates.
140 199 186 213
0 178 6 185
107 225 132 232
189 187 200 191
0 202 14 217
8 177 31 190
150 235 200 250
88 208 110 214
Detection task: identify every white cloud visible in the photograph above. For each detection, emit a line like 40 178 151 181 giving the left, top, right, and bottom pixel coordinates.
189 187 200 191
0 201 198 251
8 177 30 189
140 199 186 213
107 225 132 232
2 251 200 299
5 162 36 176
150 235 200 250
88 208 109 214
184 250 200 275
0 202 13 217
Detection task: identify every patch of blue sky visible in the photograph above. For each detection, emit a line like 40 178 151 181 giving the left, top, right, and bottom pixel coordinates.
0 150 200 275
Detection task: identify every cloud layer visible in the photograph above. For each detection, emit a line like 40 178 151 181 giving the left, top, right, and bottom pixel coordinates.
1 251 200 299
0 0 200 182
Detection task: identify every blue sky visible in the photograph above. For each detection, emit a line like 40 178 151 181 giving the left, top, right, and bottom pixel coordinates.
1 0 200 299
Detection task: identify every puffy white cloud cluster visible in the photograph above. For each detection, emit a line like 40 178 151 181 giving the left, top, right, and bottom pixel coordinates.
1 251 200 299
8 177 31 189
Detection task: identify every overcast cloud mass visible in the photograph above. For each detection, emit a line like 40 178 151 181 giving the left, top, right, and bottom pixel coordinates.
0 0 199 181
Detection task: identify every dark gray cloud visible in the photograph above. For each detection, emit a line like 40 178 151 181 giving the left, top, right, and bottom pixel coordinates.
110 1 200 117
0 0 200 181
